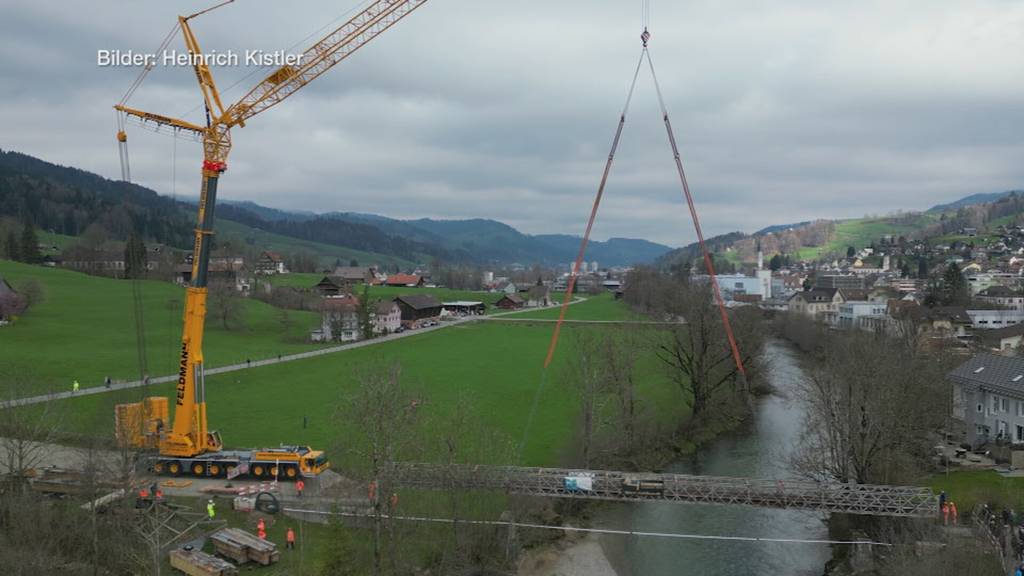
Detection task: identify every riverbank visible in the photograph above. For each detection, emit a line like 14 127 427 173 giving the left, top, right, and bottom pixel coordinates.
518 533 619 576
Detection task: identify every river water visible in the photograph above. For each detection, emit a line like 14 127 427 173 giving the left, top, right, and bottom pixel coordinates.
597 339 831 576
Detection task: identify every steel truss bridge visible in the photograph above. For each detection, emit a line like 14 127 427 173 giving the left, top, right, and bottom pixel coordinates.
389 464 938 518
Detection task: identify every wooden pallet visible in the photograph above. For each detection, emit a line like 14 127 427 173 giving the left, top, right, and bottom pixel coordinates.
169 548 238 576
28 467 122 495
210 528 280 566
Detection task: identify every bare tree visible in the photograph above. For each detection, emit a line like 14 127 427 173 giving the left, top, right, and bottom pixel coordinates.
15 279 43 309
791 329 949 485
336 362 424 575
0 381 65 495
432 392 516 573
0 291 27 321
602 326 642 455
655 282 764 422
564 329 614 468
207 280 246 331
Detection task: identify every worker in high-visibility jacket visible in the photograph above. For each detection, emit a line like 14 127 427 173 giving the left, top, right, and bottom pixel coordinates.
295 479 305 498
286 527 296 550
206 500 216 520
257 518 266 533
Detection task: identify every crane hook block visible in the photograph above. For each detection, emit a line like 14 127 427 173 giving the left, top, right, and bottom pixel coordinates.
202 160 227 173
641 28 651 47
117 131 127 143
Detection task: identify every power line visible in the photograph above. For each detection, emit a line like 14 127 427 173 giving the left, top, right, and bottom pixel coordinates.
283 507 897 547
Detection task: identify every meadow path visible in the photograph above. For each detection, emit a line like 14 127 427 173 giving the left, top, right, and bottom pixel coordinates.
1 297 590 409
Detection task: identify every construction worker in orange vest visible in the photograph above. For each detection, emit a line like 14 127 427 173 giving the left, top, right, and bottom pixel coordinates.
295 479 305 498
257 518 266 534
257 526 267 540
942 501 950 525
286 527 296 550
950 501 959 525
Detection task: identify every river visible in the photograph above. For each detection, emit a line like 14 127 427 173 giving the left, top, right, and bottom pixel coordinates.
596 339 831 576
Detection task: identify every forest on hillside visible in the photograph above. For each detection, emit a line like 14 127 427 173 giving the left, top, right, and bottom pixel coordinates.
0 150 192 248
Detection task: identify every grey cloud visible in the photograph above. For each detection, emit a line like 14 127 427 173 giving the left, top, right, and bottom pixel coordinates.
1 0 1022 247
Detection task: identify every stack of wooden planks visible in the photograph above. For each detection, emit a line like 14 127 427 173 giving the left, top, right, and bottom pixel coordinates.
210 528 280 566
28 467 121 495
168 548 238 576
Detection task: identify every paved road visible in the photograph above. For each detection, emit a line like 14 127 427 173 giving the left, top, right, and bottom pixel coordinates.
483 317 682 326
0 297 589 409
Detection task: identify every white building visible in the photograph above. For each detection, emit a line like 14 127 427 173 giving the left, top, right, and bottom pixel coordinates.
373 300 402 335
966 309 1024 330
836 301 888 330
949 354 1024 446
966 273 1018 296
714 274 766 299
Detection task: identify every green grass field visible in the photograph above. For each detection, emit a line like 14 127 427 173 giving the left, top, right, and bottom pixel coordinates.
0 260 328 395
38 319 684 467
508 292 638 321
928 470 1024 512
795 214 941 261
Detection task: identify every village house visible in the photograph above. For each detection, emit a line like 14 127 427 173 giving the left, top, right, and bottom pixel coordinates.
394 294 442 328
175 257 253 292
977 324 1024 355
313 297 360 342
975 286 1024 311
787 288 844 320
385 273 424 288
255 251 288 275
949 353 1024 447
492 280 518 294
313 276 349 297
893 304 972 342
495 293 526 310
332 266 377 285
373 300 402 334
527 285 552 307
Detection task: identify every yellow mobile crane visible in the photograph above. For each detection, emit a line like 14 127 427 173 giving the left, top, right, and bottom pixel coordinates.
114 0 428 480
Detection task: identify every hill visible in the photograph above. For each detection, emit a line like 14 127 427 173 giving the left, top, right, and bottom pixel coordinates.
0 149 192 248
658 191 1024 267
928 190 1024 213
6 149 671 267
323 213 673 267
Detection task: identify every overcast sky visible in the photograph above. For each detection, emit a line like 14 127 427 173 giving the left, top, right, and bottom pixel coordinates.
1 1 1022 247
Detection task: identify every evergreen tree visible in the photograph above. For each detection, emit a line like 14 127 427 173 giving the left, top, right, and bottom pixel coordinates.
4 231 19 261
19 217 41 264
769 254 783 271
917 258 928 279
357 284 374 341
124 233 147 279
941 262 969 307
846 246 856 258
